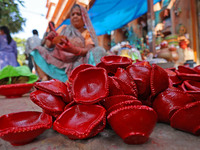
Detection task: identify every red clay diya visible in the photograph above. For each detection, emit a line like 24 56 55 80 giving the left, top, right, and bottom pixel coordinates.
115 67 138 96
170 101 200 135
126 64 151 100
181 81 200 102
193 65 200 74
68 64 94 83
53 104 106 140
183 80 200 91
72 67 109 104
100 55 132 73
175 66 200 82
167 67 176 72
0 111 52 146
107 105 157 144
96 61 115 76
114 67 134 86
178 65 198 74
165 68 182 86
112 76 138 97
100 94 138 110
152 87 194 123
133 60 152 69
175 70 200 82
30 90 66 118
106 100 142 116
34 79 72 103
150 64 169 97
64 100 76 110
0 83 34 98
108 76 124 96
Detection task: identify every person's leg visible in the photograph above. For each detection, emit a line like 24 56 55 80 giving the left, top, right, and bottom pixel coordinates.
34 63 49 81
30 52 68 82
28 55 33 72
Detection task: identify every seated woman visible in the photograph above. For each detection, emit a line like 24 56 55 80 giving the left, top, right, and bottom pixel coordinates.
31 4 106 82
0 26 19 69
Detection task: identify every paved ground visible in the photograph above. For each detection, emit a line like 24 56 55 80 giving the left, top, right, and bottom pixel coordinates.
0 93 200 150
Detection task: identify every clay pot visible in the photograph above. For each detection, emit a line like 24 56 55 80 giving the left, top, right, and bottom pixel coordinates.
152 87 194 123
106 100 142 115
112 76 138 97
157 48 173 61
68 64 94 83
96 62 115 76
171 51 179 61
170 101 200 135
30 90 66 118
107 76 124 96
181 81 200 102
100 95 138 110
175 66 200 81
114 67 138 96
193 65 200 74
126 64 151 100
0 111 52 146
134 60 152 69
175 71 200 82
64 101 76 110
165 69 182 86
169 46 177 51
34 79 72 103
107 105 157 144
0 83 34 98
53 104 106 140
179 40 187 49
100 55 133 73
72 67 109 104
184 80 200 91
178 66 198 74
150 64 169 97
160 40 168 49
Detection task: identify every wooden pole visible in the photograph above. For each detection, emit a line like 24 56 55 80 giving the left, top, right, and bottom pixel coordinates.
191 0 198 63
147 0 156 56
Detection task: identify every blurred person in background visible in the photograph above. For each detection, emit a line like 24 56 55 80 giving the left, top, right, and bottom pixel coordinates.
25 29 41 72
0 26 19 70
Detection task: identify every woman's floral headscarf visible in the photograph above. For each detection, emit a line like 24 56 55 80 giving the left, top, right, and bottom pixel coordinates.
79 5 98 46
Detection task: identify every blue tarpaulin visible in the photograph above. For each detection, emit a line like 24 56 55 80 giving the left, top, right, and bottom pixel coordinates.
59 0 161 36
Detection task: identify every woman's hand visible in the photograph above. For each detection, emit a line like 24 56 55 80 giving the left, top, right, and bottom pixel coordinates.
56 38 90 56
45 39 54 48
46 31 57 41
56 38 72 51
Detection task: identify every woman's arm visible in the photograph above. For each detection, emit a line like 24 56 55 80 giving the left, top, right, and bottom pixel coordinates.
56 38 94 56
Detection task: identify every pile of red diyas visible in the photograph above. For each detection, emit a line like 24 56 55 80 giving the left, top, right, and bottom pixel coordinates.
153 65 200 134
1 55 200 146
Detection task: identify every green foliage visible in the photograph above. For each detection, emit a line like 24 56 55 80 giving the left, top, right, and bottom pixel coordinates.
13 37 26 65
0 0 26 33
14 37 26 52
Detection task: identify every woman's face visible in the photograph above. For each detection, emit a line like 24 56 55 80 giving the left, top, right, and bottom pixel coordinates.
70 6 84 29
